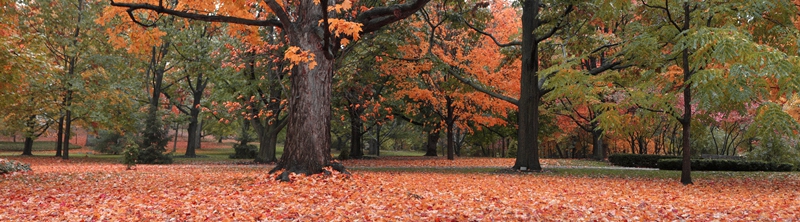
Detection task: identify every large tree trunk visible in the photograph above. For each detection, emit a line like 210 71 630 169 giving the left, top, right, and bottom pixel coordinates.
424 130 439 156
270 26 336 179
22 137 34 156
513 0 543 171
55 115 64 157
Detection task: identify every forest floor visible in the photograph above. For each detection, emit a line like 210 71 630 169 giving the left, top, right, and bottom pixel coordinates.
1 144 799 221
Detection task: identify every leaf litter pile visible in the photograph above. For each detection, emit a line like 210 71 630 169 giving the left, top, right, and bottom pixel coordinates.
1 157 798 221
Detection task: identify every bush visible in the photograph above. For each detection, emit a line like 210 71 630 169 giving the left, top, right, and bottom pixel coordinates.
657 159 794 172
608 154 680 168
122 142 139 170
229 143 258 159
137 146 173 164
90 131 126 154
1 159 31 175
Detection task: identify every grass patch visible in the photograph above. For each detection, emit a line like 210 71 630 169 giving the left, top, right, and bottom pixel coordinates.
546 168 799 179
351 167 500 174
0 141 81 151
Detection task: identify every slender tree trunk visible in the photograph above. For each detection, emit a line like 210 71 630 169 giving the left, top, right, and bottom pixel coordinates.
62 89 73 160
375 124 381 156
253 119 280 163
591 128 603 160
680 2 693 185
348 110 364 158
173 123 179 153
62 110 72 160
446 100 455 160
55 115 64 157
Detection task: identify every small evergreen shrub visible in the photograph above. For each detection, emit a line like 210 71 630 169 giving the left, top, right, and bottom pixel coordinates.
135 107 173 164
657 159 794 172
608 154 680 168
90 131 126 154
122 141 139 170
229 144 258 159
0 159 31 175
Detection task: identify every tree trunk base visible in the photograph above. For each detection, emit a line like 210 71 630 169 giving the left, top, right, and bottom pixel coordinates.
269 161 351 182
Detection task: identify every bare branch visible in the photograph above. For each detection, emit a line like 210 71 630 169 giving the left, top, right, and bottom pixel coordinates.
463 20 521 47
109 0 283 28
447 69 519 106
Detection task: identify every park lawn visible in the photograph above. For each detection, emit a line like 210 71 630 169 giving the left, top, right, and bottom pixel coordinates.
1 156 798 221
0 141 81 152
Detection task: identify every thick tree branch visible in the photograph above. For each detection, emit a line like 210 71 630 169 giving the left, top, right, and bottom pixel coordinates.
357 0 432 33
109 0 283 28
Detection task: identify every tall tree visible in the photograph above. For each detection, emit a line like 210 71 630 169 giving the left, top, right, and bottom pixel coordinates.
20 0 109 159
109 0 433 179
626 0 800 184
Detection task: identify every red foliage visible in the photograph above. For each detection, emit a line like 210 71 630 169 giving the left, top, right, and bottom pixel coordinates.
1 157 798 220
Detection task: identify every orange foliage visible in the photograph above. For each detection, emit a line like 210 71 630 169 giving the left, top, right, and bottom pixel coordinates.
1 157 799 220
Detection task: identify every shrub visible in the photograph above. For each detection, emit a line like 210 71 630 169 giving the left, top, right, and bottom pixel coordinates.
0 159 31 175
608 154 681 168
657 159 794 172
137 146 173 164
90 131 126 154
135 106 173 164
122 141 139 170
229 143 258 159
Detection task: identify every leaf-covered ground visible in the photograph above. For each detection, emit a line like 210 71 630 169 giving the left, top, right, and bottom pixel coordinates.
1 156 798 221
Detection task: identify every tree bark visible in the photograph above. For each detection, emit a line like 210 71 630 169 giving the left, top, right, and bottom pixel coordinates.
62 90 73 160
22 137 34 156
184 73 206 157
348 108 365 158
270 23 336 179
424 130 439 156
591 128 604 160
680 2 693 185
252 118 280 163
55 115 64 157
513 0 543 171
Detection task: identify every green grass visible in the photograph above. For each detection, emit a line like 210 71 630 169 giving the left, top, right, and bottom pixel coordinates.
547 159 613 167
544 168 799 179
0 141 81 151
330 149 427 157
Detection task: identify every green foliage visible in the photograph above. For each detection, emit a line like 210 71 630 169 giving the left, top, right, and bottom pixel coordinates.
90 131 126 154
745 103 800 167
608 154 681 168
657 159 794 172
136 106 173 164
0 158 31 175
229 143 258 159
122 140 139 170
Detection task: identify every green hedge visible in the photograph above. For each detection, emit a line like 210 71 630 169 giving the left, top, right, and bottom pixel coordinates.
608 154 680 168
657 159 794 172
